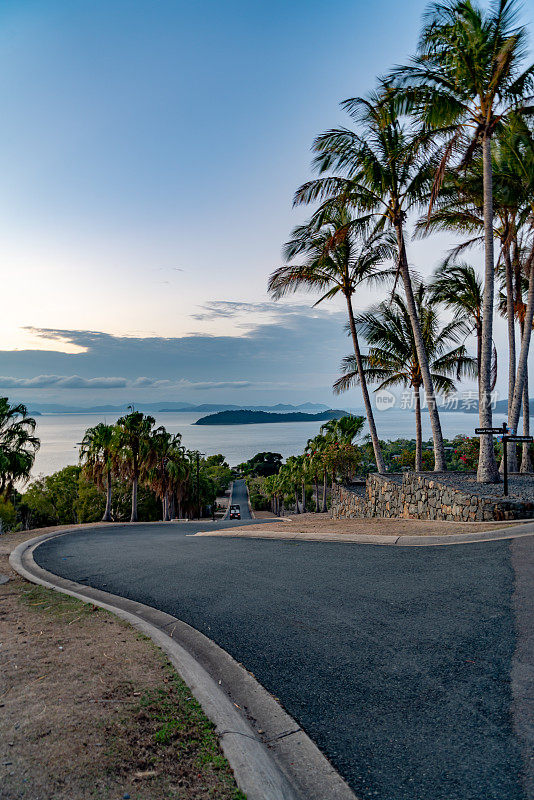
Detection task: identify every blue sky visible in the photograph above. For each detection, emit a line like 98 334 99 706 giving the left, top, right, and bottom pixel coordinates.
0 0 532 407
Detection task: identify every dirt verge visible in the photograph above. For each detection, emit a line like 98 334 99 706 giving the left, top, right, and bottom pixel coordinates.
0 530 244 800
224 512 522 537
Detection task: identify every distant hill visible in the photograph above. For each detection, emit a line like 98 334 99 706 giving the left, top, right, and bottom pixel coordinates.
26 401 329 414
194 409 348 425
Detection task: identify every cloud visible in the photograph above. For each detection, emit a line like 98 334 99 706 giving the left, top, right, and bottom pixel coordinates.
0 375 129 389
2 303 349 403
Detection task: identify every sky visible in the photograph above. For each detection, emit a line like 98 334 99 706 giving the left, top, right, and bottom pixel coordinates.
0 0 532 409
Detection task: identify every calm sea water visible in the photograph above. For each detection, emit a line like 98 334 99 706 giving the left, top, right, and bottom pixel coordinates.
30 408 511 477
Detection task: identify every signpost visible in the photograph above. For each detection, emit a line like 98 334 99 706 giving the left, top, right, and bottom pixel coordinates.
475 422 533 495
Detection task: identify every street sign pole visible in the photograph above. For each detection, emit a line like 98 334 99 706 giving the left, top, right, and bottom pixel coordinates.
474 423 532 496
503 428 508 497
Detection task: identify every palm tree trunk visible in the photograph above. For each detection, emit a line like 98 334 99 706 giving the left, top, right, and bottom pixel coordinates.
315 474 319 513
131 476 138 522
294 489 300 514
102 468 112 522
503 241 518 473
394 224 446 471
301 481 306 513
507 248 534 445
521 370 532 473
414 386 423 472
345 296 386 473
477 135 500 482
322 469 328 513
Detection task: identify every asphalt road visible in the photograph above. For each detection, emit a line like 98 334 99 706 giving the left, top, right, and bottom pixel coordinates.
33 502 532 800
225 478 253 519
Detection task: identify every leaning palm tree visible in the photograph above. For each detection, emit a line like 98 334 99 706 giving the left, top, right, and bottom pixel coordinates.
116 408 156 522
269 204 393 473
0 398 39 498
79 422 117 522
390 0 534 481
293 88 448 471
335 286 476 471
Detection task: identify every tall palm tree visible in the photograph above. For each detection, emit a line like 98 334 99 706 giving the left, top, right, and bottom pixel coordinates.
293 89 448 470
335 286 476 471
79 423 117 522
116 409 156 522
269 204 393 473
0 398 39 498
390 0 534 481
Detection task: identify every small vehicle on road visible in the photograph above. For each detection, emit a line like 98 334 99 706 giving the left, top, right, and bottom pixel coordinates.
229 504 241 520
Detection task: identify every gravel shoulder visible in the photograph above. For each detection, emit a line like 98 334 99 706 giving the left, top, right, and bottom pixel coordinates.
0 529 244 800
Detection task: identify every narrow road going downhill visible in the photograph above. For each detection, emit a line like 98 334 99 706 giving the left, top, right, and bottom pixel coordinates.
34 523 533 800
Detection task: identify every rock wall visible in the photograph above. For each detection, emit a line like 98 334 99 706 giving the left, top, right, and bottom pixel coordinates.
331 473 534 522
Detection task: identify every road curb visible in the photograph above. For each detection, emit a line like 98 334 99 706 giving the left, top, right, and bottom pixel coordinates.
9 529 357 800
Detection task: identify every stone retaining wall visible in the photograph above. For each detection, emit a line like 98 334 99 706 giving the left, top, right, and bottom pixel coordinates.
331 473 534 522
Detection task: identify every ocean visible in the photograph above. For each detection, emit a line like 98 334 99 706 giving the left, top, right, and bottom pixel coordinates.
29 408 511 477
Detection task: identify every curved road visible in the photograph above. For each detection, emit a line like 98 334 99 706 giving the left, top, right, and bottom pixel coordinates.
33 484 533 800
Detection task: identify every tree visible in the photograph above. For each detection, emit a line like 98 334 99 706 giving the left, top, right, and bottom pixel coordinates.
269 204 393 473
335 285 476 471
430 264 484 378
79 423 117 521
391 0 534 481
293 90 448 470
116 409 156 522
0 398 39 498
145 428 183 521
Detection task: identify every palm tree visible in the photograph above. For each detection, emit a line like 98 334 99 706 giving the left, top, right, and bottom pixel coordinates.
335 286 476 471
116 409 156 522
429 263 485 377
269 204 393 473
390 0 534 481
293 89 448 471
285 456 303 514
79 423 117 522
0 398 39 498
305 434 330 512
145 428 183 520
320 415 366 445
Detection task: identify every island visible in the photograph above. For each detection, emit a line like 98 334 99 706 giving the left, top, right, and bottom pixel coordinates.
194 409 348 425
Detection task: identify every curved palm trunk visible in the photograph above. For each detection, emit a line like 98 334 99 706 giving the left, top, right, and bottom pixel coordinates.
346 296 386 474
521 372 532 473
477 136 500 482
394 225 446 471
102 468 112 522
414 386 423 472
507 248 534 450
322 469 328 513
503 243 518 473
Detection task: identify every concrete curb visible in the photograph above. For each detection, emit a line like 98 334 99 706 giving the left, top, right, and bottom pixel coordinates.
193 521 534 547
9 529 357 800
